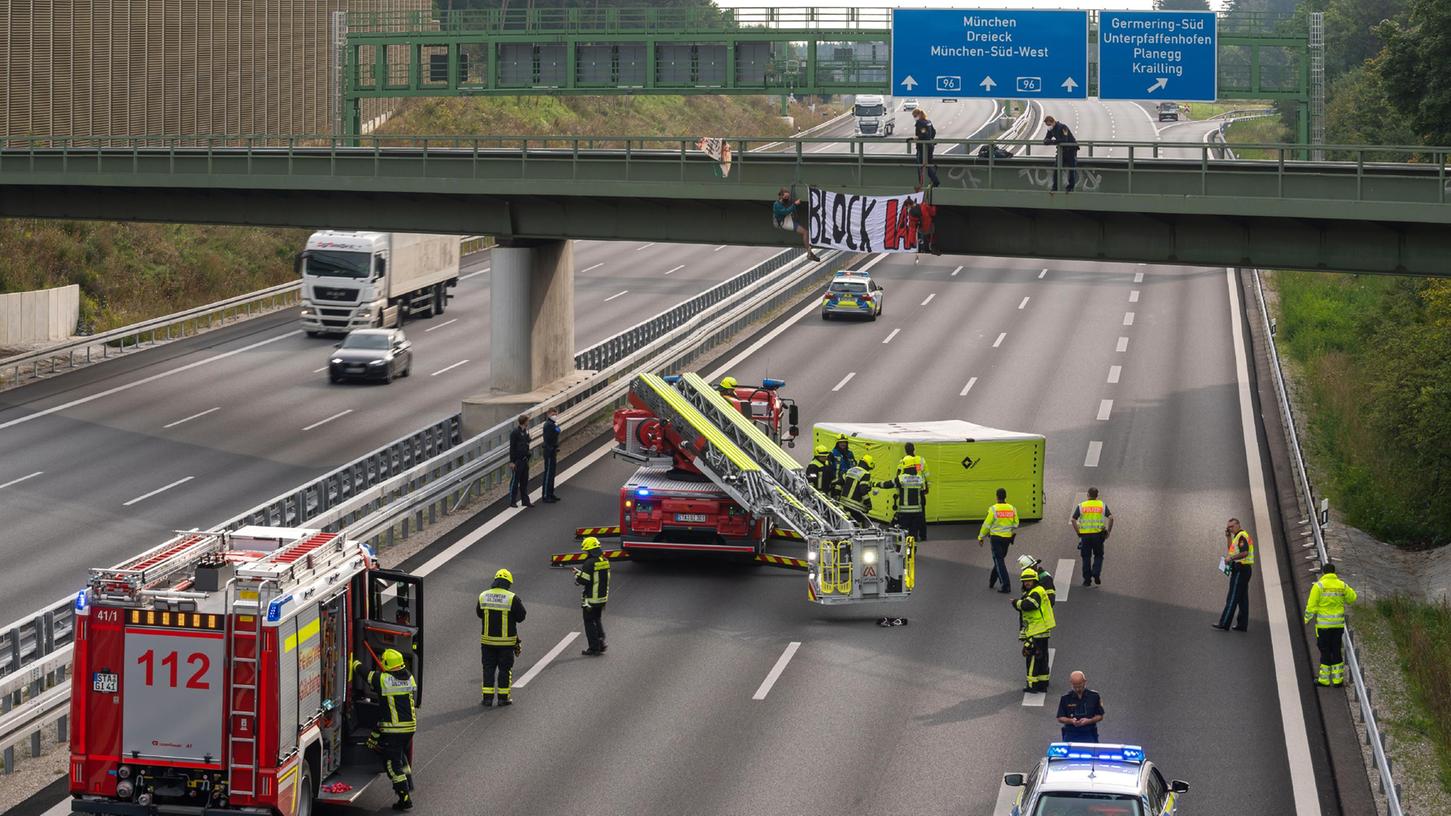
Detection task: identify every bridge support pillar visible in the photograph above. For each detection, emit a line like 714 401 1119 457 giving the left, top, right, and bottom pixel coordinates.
461 240 582 438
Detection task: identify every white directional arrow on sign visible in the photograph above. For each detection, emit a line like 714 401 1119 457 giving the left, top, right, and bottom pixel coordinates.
1061 77 1079 93
900 75 918 90
980 76 997 91
1146 77 1169 93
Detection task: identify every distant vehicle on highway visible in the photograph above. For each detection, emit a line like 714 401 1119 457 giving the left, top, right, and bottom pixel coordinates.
1004 743 1189 816
901 98 919 111
299 231 460 336
329 328 413 384
853 94 895 137
821 271 884 321
1157 102 1180 122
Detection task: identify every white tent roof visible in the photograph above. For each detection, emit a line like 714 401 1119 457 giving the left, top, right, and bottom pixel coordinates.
815 420 1043 444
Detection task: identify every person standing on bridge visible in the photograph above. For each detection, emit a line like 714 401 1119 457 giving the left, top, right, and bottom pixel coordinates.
1072 487 1114 587
1013 567 1056 692
1056 671 1104 743
1212 517 1255 632
979 487 1020 593
773 188 822 263
575 537 611 656
1042 116 1079 193
910 109 942 187
1303 562 1357 687
478 568 527 706
508 414 533 508
541 408 561 503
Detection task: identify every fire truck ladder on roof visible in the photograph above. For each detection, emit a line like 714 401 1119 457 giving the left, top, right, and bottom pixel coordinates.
88 532 227 601
628 373 911 605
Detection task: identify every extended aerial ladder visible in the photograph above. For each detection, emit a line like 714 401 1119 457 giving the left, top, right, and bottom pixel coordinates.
617 372 914 604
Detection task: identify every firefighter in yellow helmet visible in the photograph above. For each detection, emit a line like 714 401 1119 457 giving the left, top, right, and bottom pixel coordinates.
477 567 527 707
350 647 418 810
1012 568 1056 692
806 444 838 495
838 453 878 525
1303 562 1357 686
718 376 738 394
574 537 612 655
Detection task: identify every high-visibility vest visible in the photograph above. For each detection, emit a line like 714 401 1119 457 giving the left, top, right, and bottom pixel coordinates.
807 457 834 493
841 466 872 511
1076 500 1107 534
585 556 611 604
983 503 1020 538
1017 584 1056 638
371 671 418 734
478 588 519 646
895 472 926 513
1304 573 1357 629
1228 530 1255 566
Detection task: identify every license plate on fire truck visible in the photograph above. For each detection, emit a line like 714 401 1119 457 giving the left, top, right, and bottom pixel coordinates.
675 513 707 523
92 672 118 693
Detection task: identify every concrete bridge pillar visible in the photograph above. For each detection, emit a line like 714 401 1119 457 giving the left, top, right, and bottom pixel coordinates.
462 239 585 437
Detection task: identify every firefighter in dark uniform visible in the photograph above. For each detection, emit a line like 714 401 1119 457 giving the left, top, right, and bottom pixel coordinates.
477 568 526 706
575 537 612 655
879 465 927 542
806 445 837 495
352 648 417 811
1013 568 1056 692
837 454 878 525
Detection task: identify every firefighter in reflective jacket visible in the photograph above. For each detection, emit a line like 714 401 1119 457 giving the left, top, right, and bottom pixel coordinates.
879 464 928 542
838 454 878 524
1303 562 1358 687
350 648 417 811
477 568 527 707
575 537 611 656
1017 554 1057 605
1013 568 1056 692
806 445 838 495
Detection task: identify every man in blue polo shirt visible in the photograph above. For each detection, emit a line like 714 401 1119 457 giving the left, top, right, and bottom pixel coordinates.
1055 670 1104 743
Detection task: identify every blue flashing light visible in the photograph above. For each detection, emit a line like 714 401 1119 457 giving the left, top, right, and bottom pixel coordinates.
636 488 651 497
761 378 786 390
74 591 89 613
266 594 294 623
662 374 683 384
1047 743 1145 764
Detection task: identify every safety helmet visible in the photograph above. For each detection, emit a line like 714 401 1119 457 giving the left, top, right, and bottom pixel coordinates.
814 445 829 456
719 376 738 390
494 567 514 583
1020 568 1039 582
860 454 875 469
1017 554 1038 570
581 536 601 552
380 648 405 672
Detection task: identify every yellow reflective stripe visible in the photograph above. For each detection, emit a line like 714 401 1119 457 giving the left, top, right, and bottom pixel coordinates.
639 374 761 472
680 373 803 472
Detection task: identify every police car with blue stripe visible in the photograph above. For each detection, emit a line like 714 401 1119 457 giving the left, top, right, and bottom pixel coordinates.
1003 743 1189 816
820 271 885 321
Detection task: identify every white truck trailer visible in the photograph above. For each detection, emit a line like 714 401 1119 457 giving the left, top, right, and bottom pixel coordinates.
298 232 461 336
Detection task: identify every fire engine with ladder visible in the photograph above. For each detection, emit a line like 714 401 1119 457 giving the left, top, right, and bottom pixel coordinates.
557 372 914 604
68 526 424 815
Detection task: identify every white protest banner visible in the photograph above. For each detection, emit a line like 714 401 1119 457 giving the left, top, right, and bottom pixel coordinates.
695 137 733 177
807 187 924 254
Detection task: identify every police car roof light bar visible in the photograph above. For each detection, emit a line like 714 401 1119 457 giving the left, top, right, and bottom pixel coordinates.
1047 743 1145 764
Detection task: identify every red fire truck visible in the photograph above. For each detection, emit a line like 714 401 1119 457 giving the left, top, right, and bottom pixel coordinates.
68 526 423 815
610 376 798 554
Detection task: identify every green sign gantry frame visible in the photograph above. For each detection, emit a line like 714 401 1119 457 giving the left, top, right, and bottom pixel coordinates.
342 7 1314 142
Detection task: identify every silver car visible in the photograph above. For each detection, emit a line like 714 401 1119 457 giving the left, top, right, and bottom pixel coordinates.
1004 743 1189 816
328 328 413 384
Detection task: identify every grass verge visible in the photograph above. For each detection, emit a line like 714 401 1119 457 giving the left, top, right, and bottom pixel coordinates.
1373 596 1451 798
1223 113 1291 159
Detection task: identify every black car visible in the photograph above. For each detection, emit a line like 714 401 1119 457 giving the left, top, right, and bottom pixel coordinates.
328 328 412 383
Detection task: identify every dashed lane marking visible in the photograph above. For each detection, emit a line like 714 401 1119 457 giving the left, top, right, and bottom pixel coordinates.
425 318 459 333
1018 296 1030 310
993 332 1007 348
1108 365 1122 384
960 377 978 396
1055 559 1078 601
1133 271 1145 283
665 265 685 275
1129 290 1140 303
302 409 353 431
1084 441 1103 468
832 372 856 392
164 407 221 429
1116 337 1129 353
1039 268 1048 279
581 262 605 273
636 242 656 251
952 265 964 276
1123 311 1135 326
753 641 803 700
1097 399 1113 421
0 471 43 490
123 476 194 507
921 293 937 306
883 329 901 344
714 245 727 252
604 290 629 302
513 632 580 689
430 360 470 377
459 266 491 281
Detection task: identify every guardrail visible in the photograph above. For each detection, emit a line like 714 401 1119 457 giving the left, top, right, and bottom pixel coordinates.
0 242 832 772
0 647 71 774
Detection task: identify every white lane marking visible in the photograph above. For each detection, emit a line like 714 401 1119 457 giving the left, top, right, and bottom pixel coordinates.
301 409 353 431
604 290 629 302
40 799 76 816
921 293 937 306
1129 290 1140 303
753 641 803 700
1108 365 1122 384
425 318 459 333
1097 399 1113 421
581 262 605 273
1123 311 1136 326
1084 441 1103 468
1227 268 1322 816
1133 271 1145 283
459 266 491 281
0 330 301 431
882 329 901 344
992 781 1020 816
960 377 979 396
430 359 470 377
811 141 840 153
665 264 685 275
832 372 856 392
636 242 656 251
1021 648 1056 706
513 631 581 689
714 245 727 252
163 407 221 429
951 265 964 276
1039 267 1048 279
313 366 329 373
1055 559 1077 601
1018 296 1030 310
1116 336 1130 353
0 471 44 490
122 476 195 507
993 332 1007 348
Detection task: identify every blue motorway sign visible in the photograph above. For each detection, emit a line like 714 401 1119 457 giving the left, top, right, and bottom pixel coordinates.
1098 10 1217 101
891 9 1089 100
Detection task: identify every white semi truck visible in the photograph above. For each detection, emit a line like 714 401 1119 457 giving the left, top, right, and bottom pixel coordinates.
298 231 461 336
853 94 894 137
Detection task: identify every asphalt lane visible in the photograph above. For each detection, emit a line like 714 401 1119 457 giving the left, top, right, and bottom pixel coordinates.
0 240 779 620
